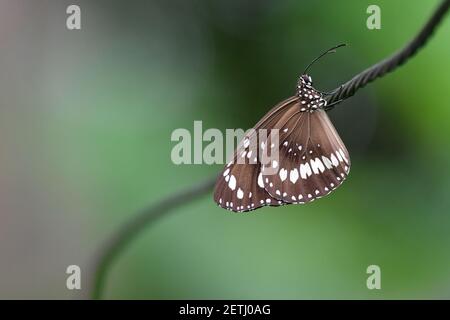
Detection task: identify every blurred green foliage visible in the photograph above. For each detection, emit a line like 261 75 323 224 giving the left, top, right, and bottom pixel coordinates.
1 0 450 299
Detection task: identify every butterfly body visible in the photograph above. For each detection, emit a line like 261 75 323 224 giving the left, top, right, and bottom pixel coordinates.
214 73 350 213
296 74 327 112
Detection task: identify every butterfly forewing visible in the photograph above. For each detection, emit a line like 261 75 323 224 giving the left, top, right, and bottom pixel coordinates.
261 109 350 203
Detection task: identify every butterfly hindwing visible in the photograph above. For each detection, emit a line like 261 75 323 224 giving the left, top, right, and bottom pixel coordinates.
213 97 299 212
213 162 283 212
261 109 350 203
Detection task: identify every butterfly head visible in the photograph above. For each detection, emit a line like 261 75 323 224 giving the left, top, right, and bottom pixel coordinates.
299 74 313 86
297 74 313 90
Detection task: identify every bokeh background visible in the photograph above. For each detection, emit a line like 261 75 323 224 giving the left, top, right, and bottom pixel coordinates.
1 0 450 299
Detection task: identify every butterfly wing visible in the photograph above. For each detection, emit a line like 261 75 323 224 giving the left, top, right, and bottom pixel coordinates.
213 97 299 212
261 108 350 203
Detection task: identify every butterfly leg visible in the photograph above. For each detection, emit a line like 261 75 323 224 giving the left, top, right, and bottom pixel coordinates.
323 98 344 111
322 85 345 110
318 85 344 96
317 89 335 96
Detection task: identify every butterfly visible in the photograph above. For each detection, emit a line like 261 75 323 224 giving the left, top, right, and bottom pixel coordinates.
214 45 350 212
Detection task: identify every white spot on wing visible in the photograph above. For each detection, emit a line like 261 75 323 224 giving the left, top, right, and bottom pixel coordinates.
322 156 333 169
300 163 312 179
228 175 236 190
336 150 343 162
310 158 325 174
279 168 288 181
290 169 299 184
257 173 264 188
330 154 339 166
339 148 349 164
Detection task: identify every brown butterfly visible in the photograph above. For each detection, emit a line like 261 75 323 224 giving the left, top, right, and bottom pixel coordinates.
214 45 350 212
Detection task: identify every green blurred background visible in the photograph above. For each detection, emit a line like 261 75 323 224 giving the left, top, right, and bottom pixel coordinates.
1 0 450 299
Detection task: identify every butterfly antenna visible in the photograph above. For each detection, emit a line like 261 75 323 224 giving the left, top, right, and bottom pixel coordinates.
303 43 346 75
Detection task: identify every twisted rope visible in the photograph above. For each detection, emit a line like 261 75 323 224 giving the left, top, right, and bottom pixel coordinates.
326 0 450 108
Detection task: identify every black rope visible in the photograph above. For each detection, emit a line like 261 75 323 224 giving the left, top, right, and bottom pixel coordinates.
326 0 450 109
